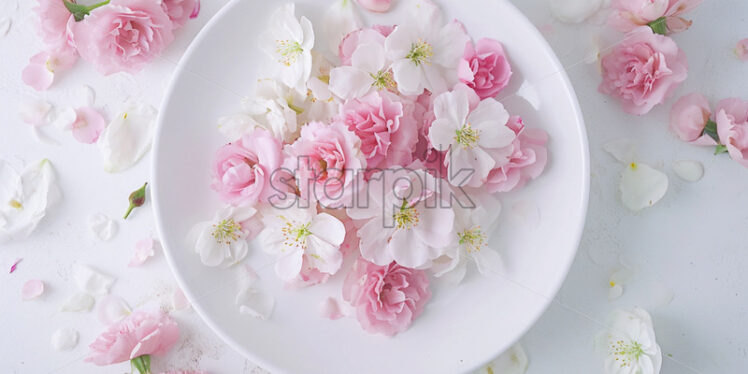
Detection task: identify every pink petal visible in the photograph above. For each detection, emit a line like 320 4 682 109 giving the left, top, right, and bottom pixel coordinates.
319 297 346 320
172 287 190 310
128 238 157 267
190 0 201 18
737 39 748 61
21 279 44 300
22 58 54 91
71 107 106 144
9 258 22 273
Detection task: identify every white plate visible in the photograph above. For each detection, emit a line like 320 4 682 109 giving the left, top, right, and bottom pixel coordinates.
152 0 589 373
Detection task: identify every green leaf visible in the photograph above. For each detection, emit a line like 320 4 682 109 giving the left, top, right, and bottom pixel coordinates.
715 145 728 155
703 119 720 143
130 355 151 374
63 0 90 22
647 17 668 35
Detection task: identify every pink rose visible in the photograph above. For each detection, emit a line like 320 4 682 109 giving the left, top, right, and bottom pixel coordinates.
212 128 287 206
357 0 392 13
21 46 78 91
669 93 716 144
86 310 179 365
337 91 418 171
161 0 199 29
599 27 688 115
283 121 366 208
609 0 703 33
338 27 391 65
715 98 748 168
485 116 549 193
458 38 513 100
69 0 175 75
33 0 75 50
342 259 431 336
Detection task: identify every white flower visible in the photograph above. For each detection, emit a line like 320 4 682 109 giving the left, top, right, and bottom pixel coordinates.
323 0 361 56
432 193 502 284
620 162 669 212
347 168 455 269
258 203 345 282
99 101 157 173
384 1 469 95
235 266 275 320
476 344 528 374
329 32 393 99
428 87 517 187
190 206 262 268
259 3 315 93
72 264 115 295
596 308 662 374
0 159 61 242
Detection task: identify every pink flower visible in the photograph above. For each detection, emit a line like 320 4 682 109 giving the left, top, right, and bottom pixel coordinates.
609 0 703 33
338 27 390 66
458 38 513 100
342 259 431 336
715 98 748 168
283 121 366 208
159 371 209 374
212 128 287 207
599 26 688 115
161 0 199 29
736 39 748 61
337 91 418 171
69 0 175 75
485 116 549 193
357 0 392 13
33 0 75 50
69 107 107 144
669 93 715 143
86 310 179 365
21 47 78 91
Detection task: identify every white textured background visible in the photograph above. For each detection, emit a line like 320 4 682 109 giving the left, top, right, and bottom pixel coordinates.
1 0 747 373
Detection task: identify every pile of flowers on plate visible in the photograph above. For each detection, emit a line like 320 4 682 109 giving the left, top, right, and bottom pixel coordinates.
23 0 200 91
192 0 549 336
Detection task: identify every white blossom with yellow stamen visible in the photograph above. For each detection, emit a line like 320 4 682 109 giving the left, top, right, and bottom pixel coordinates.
259 3 315 94
596 308 662 374
190 206 262 268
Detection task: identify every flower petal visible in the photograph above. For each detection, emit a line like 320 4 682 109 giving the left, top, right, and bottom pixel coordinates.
96 295 132 325
51 328 79 352
19 98 53 127
236 287 274 320
479 344 528 374
329 66 373 100
60 293 95 312
620 162 669 211
71 106 107 144
603 138 637 164
21 59 55 91
72 264 115 295
550 0 603 23
323 0 361 55
172 287 191 311
99 101 157 173
88 213 118 241
0 159 61 242
128 237 157 267
21 279 44 300
672 160 704 182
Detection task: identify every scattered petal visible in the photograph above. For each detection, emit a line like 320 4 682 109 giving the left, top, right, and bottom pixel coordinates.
72 264 115 295
88 213 117 241
646 282 675 308
51 107 77 129
19 98 53 127
603 138 637 164
236 287 275 320
610 267 634 285
550 0 603 23
9 258 22 273
172 287 190 311
320 297 345 320
0 159 62 242
620 162 669 212
79 85 96 107
128 237 158 267
0 18 11 38
672 160 704 182
51 328 79 352
608 284 624 301
96 295 132 325
71 107 107 144
477 344 528 374
60 293 95 312
736 39 748 61
21 279 44 300
99 101 157 173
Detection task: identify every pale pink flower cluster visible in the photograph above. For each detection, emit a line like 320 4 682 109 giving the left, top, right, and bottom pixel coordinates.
204 1 550 336
23 0 200 90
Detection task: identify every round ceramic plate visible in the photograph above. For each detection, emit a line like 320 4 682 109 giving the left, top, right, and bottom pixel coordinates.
153 0 589 373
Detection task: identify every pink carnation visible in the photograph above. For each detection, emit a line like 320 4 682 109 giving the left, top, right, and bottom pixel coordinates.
69 0 175 75
337 91 418 171
715 98 748 168
212 128 287 207
86 310 179 365
342 259 431 336
669 93 715 144
283 121 366 208
609 0 703 33
599 26 688 116
458 38 512 100
33 0 75 50
485 116 549 193
161 0 199 29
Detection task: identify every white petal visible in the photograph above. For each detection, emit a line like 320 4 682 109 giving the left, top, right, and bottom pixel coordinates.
620 163 669 211
478 344 528 374
473 248 503 276
99 102 156 173
672 160 704 182
323 0 361 55
217 113 256 141
79 85 96 107
610 267 634 286
50 328 79 352
72 264 115 295
0 159 61 242
434 89 470 125
603 138 637 164
329 66 373 99
391 59 424 96
88 213 117 241
172 287 191 310
51 107 77 129
306 235 343 275
0 18 11 38
309 213 346 246
21 279 44 300
274 250 304 281
96 295 132 325
608 284 624 301
428 118 458 151
351 43 386 75
60 293 95 312
19 98 53 127
434 258 467 285
550 0 603 23
236 287 274 320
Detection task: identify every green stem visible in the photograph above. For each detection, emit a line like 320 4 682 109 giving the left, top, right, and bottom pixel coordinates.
63 0 110 22
130 355 151 374
647 17 668 35
715 144 728 155
702 119 720 143
123 204 135 220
